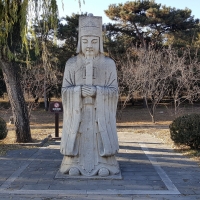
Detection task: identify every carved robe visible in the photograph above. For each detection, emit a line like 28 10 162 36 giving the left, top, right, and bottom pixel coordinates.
60 54 119 176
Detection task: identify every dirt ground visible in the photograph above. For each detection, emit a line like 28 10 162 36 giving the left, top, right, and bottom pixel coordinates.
0 100 200 162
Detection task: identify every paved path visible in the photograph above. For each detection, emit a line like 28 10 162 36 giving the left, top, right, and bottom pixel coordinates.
0 132 200 200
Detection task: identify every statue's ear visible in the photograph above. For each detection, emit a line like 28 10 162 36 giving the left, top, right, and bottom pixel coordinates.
76 38 81 54
99 36 104 53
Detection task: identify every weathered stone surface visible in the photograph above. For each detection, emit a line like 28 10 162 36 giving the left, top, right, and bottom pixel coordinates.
60 14 120 177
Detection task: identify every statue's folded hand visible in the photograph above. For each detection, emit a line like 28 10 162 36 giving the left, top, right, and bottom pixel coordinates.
81 85 96 97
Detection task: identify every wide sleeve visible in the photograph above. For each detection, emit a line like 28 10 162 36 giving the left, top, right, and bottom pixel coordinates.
60 58 82 156
96 58 119 156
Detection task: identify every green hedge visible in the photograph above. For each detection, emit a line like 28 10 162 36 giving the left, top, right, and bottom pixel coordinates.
0 117 8 140
169 113 200 149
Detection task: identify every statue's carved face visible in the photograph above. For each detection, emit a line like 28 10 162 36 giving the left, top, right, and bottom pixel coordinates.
81 36 99 58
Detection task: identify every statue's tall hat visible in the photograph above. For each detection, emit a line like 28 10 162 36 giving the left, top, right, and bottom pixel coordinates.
76 14 104 53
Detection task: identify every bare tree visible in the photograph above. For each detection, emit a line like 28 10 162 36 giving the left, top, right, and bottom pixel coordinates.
167 49 200 116
115 49 139 109
183 49 200 104
118 46 200 122
117 47 171 123
134 47 173 122
20 63 62 117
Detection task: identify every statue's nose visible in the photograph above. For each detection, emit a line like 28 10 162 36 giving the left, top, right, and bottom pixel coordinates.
87 45 92 49
87 40 92 47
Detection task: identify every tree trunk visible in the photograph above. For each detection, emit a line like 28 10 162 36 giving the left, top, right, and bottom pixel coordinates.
142 97 147 108
0 59 32 143
151 103 156 123
43 66 48 111
43 80 48 111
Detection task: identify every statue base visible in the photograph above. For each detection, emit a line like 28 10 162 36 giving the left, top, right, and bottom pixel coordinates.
55 170 122 180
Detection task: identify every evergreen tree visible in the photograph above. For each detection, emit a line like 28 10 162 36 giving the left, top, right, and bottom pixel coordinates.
104 0 199 48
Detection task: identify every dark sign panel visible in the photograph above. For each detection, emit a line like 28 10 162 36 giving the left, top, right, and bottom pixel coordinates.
49 102 63 113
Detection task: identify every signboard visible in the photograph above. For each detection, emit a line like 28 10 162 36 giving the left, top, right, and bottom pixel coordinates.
49 102 63 113
49 102 63 138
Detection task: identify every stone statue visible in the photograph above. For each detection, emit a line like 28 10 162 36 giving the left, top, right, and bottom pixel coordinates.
60 14 120 177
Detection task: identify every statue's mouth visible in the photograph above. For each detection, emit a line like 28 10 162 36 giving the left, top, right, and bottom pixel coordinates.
86 51 94 55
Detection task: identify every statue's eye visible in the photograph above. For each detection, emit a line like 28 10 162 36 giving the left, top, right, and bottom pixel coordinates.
82 39 88 43
92 39 97 44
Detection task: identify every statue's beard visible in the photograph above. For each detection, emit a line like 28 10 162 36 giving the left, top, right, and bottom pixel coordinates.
84 50 98 59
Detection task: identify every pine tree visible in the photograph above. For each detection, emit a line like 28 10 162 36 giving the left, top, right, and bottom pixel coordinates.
105 0 199 48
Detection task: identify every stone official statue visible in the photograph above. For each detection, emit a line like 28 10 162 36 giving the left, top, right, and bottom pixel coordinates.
60 14 120 177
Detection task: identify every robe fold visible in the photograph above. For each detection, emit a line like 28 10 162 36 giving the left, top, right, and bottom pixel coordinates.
60 54 119 176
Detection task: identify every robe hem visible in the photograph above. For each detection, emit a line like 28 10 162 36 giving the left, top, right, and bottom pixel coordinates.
55 170 122 180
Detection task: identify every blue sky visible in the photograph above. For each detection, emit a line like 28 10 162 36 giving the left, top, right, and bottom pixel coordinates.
57 0 200 23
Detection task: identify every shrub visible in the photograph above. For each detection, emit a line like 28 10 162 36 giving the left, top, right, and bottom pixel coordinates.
0 117 8 140
169 113 200 149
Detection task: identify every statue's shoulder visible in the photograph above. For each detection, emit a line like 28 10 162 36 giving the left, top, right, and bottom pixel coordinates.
65 56 79 71
65 56 77 66
103 56 116 67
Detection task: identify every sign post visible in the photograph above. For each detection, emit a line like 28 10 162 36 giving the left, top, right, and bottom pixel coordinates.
49 102 63 138
55 113 59 137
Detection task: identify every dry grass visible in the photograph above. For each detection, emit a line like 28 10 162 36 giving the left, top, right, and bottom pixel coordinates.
0 105 60 156
0 100 200 163
0 128 55 156
0 130 29 156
